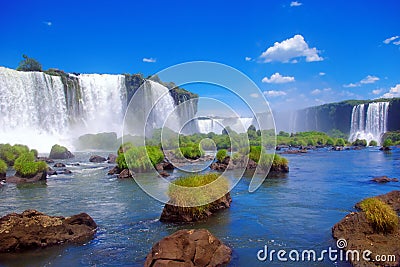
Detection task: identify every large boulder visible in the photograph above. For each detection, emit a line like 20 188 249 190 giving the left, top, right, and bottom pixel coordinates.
160 193 232 223
49 144 74 159
89 155 107 163
332 191 400 267
6 171 46 184
0 210 97 252
144 229 231 267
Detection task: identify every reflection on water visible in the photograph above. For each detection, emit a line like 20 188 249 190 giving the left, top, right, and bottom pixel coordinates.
0 148 399 266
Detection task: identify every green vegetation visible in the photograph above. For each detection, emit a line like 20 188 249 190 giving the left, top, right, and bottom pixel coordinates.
335 138 346 146
50 144 68 154
277 131 348 147
369 140 378 146
177 143 204 160
359 197 399 233
76 132 118 151
352 139 367 147
382 138 393 148
116 143 164 172
168 173 229 217
16 54 42 72
216 149 227 162
382 131 400 145
13 152 47 178
0 143 30 166
0 159 7 175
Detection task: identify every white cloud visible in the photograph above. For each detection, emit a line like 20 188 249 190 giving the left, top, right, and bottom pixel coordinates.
394 40 400 45
250 93 259 98
360 75 379 84
311 89 321 95
43 21 52 26
245 57 252 61
323 88 331 92
381 84 400 98
290 1 302 7
343 83 358 88
383 36 399 44
372 89 383 95
263 90 287 97
143 57 156 63
343 75 379 87
262 72 295 83
319 72 326 76
259 34 323 63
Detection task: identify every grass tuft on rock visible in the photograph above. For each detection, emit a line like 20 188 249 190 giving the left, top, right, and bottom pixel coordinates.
360 197 399 233
168 173 229 216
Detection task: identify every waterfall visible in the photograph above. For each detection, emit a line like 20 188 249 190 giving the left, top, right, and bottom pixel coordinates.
349 102 389 145
0 67 69 151
0 67 199 151
71 73 127 134
197 118 224 134
196 117 254 134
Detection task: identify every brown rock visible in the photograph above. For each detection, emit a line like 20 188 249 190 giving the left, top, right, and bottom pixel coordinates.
371 176 398 183
107 154 117 164
118 169 134 179
6 171 47 184
160 193 231 223
144 229 231 267
0 210 97 252
158 171 170 177
107 166 121 175
53 163 66 168
333 191 400 267
89 155 107 163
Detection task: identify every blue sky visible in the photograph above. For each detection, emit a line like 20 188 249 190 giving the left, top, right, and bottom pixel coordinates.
1 0 399 113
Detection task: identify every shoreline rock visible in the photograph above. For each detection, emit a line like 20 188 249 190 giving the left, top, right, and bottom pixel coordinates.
144 229 231 267
0 210 97 252
332 190 400 267
160 193 232 223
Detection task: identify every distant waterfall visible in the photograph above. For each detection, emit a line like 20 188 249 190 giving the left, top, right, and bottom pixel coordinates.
196 117 254 134
349 102 389 145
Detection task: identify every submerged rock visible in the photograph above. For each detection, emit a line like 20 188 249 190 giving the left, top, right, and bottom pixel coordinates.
160 193 232 223
371 176 398 183
144 229 231 267
0 210 97 252
158 171 170 177
107 166 121 175
89 155 107 163
53 162 66 168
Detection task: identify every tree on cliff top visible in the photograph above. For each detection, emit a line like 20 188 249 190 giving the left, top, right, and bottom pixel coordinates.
16 54 42 72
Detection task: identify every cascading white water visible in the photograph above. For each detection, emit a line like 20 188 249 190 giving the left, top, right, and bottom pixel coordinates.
197 118 224 134
0 67 199 151
196 117 254 134
0 67 69 151
349 102 389 145
72 74 126 134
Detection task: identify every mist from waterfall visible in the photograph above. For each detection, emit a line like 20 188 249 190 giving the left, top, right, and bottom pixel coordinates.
349 102 389 145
